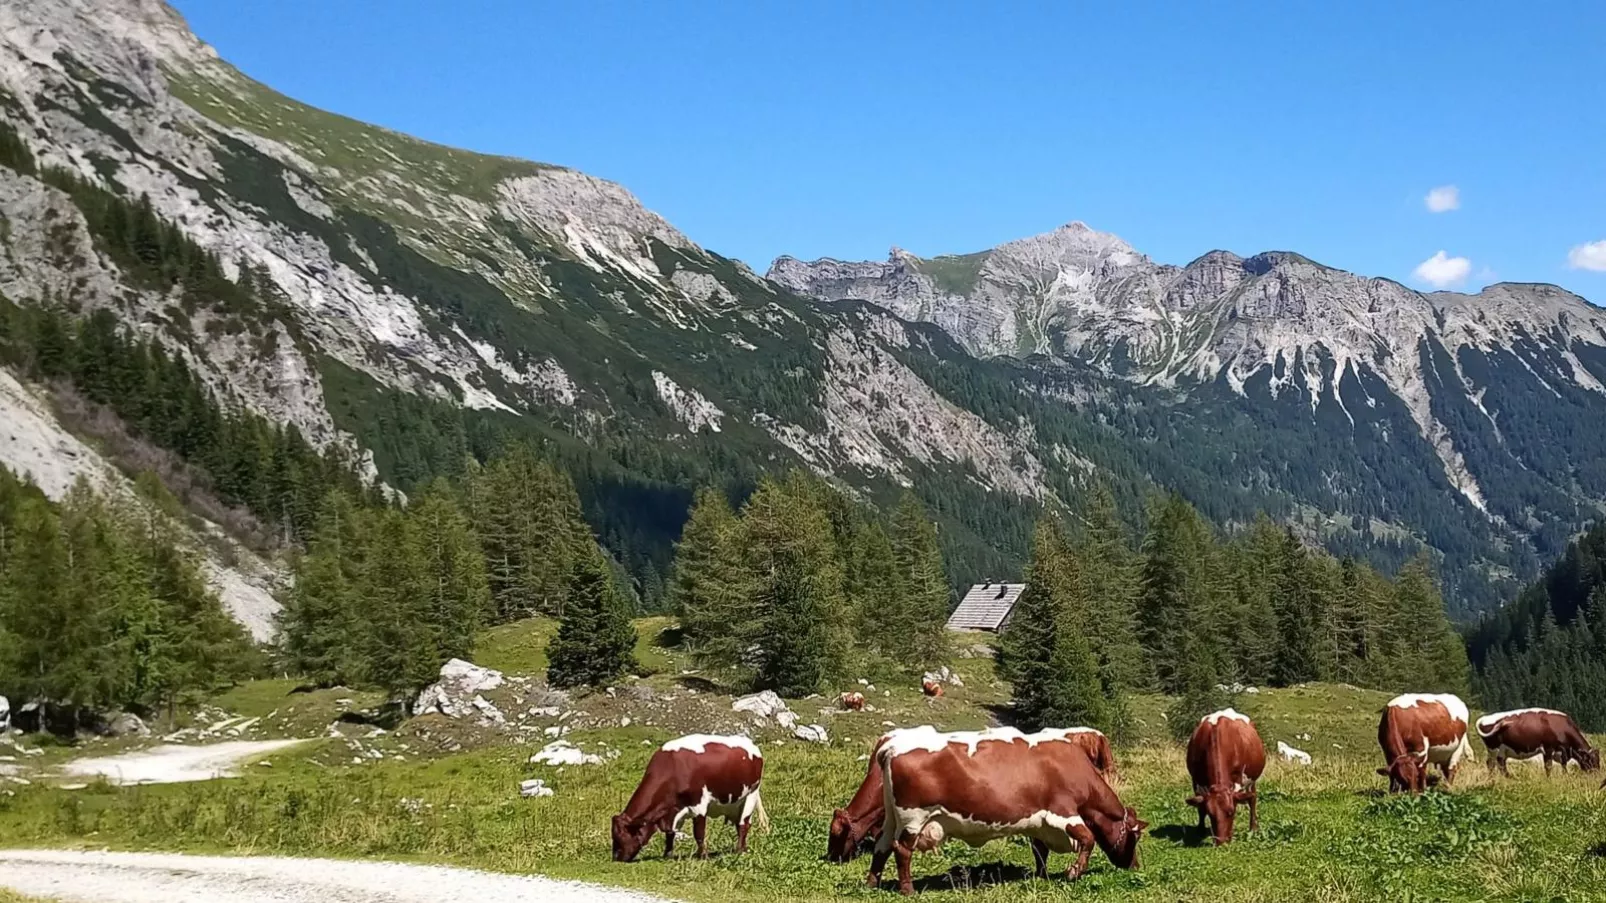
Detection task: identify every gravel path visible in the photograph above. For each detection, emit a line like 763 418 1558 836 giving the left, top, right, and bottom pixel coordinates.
0 850 679 903
59 740 310 785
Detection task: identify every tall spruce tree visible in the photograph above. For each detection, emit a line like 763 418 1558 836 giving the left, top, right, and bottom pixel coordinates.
846 519 901 661
890 492 951 671
1074 484 1148 690
1137 493 1225 694
1271 528 1324 686
546 544 638 689
740 475 848 695
1000 518 1114 732
410 480 491 662
670 488 753 667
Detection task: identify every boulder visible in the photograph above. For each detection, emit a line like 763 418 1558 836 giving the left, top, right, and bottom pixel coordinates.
1277 741 1312 765
530 740 603 767
793 724 829 744
732 690 789 720
105 712 149 738
924 667 964 688
519 778 554 798
413 659 506 718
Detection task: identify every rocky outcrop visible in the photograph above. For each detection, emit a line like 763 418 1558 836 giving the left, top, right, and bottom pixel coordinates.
412 659 507 720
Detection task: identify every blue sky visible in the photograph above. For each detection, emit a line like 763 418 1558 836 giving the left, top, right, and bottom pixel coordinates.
172 1 1606 301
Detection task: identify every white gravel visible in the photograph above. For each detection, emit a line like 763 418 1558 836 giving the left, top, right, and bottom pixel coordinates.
59 740 310 785
0 850 677 903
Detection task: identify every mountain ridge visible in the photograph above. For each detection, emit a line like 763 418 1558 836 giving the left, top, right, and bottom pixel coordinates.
2 0 1603 622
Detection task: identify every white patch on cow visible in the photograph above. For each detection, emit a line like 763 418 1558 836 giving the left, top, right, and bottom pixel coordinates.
891 804 1088 854
1203 708 1251 725
670 784 760 833
880 726 1079 760
1387 693 1470 726
661 734 762 759
1475 708 1567 737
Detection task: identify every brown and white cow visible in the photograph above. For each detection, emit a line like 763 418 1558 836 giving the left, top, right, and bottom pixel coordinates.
1476 708 1600 776
840 692 867 711
1184 709 1266 845
1376 693 1472 794
921 679 944 698
827 726 1120 865
866 727 1146 894
611 734 767 862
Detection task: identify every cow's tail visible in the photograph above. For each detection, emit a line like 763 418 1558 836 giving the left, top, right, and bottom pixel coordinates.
1474 713 1503 740
874 742 900 854
749 787 771 833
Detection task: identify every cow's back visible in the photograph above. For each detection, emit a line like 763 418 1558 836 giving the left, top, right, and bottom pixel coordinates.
1381 695 1468 762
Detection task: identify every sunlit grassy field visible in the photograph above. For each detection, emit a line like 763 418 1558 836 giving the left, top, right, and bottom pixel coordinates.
4 624 1606 901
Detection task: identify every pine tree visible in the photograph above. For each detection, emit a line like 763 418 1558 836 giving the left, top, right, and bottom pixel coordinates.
358 507 438 698
1393 554 1470 693
547 545 638 689
1271 528 1323 686
1137 494 1225 693
670 488 753 666
1075 484 1148 690
740 475 849 695
409 480 491 662
1000 518 1114 732
890 492 951 670
279 491 368 687
846 519 900 661
1224 516 1281 687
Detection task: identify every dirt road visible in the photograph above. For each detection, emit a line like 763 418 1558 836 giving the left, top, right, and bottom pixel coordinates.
58 740 310 785
0 850 678 903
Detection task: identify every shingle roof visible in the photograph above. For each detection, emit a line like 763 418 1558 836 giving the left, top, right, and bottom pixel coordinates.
945 582 1027 632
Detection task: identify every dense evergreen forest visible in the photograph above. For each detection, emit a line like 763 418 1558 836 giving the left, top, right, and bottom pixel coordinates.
0 470 253 727
1469 521 1606 729
997 489 1470 739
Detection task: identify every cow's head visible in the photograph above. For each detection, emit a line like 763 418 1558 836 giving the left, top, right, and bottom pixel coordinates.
611 813 656 862
826 807 871 863
1577 748 1601 772
1185 786 1249 845
1102 806 1147 868
1378 755 1427 794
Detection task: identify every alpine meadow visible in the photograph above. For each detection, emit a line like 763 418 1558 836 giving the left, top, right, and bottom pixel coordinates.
1 2 1606 902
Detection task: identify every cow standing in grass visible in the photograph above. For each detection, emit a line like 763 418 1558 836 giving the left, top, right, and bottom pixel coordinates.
611 734 768 861
828 726 1120 864
866 726 1145 894
1184 709 1266 845
1377 693 1472 793
1476 708 1600 776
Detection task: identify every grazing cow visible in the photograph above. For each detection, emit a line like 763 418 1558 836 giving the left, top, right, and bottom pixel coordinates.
1476 708 1600 776
611 734 767 862
828 726 1118 865
921 679 943 698
840 692 867 711
1184 709 1266 845
1376 693 1472 794
866 726 1146 895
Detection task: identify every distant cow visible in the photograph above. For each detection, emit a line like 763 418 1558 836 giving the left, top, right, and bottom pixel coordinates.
1476 708 1599 776
1377 693 1472 794
866 726 1146 894
827 726 1119 864
921 679 943 698
1185 709 1266 845
840 692 866 711
612 734 768 861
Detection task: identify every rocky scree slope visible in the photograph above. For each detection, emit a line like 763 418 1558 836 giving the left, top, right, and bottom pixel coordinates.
774 224 1606 610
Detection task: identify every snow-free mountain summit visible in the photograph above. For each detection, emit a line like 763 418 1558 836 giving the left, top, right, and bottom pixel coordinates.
1 0 1602 623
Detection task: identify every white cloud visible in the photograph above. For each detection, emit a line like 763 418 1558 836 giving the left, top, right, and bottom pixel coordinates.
1567 240 1606 272
1424 185 1460 213
1412 250 1472 288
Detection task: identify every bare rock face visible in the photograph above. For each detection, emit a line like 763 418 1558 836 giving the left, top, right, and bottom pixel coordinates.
412 660 507 719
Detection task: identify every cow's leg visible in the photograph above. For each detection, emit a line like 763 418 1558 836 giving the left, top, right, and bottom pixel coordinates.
663 828 675 858
1247 783 1260 832
1064 823 1096 880
894 831 918 896
866 840 892 887
1029 838 1050 880
1498 751 1510 777
736 818 751 854
693 815 709 860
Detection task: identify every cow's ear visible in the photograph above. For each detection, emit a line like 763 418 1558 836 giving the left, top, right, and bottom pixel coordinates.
1233 790 1253 804
1376 767 1390 776
1133 819 1149 834
1184 795 1203 807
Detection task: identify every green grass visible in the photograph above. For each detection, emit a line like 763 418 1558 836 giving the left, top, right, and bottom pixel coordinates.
473 616 683 679
8 680 1606 901
0 890 57 903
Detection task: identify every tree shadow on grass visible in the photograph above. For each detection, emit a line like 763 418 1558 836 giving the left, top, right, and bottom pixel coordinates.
1152 823 1211 848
